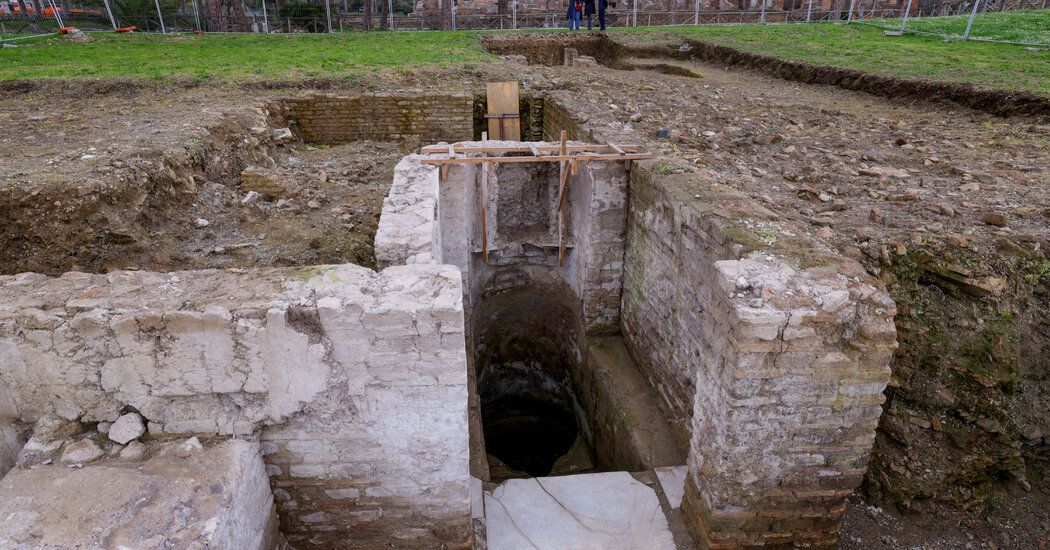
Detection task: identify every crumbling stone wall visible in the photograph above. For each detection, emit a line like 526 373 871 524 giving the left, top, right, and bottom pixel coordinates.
0 264 470 550
286 93 474 144
621 165 897 548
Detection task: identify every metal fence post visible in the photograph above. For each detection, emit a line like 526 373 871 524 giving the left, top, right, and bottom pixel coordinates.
694 0 699 24
846 0 855 20
760 0 766 23
632 0 637 26
806 0 812 21
324 0 332 32
154 0 166 32
47 0 63 28
190 0 201 31
963 0 980 39
898 0 912 31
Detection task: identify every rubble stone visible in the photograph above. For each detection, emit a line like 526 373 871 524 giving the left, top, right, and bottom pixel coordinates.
108 413 146 445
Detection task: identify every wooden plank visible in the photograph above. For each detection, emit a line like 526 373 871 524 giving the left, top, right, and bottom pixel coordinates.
557 158 570 212
481 160 489 263
528 143 541 157
558 208 565 267
558 162 566 267
560 130 567 156
420 153 652 165
486 81 521 141
609 143 626 155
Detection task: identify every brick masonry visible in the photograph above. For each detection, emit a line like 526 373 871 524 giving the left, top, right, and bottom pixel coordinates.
286 93 474 144
621 164 897 548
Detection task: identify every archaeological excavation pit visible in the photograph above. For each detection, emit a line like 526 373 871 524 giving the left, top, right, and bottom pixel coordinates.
474 286 586 478
0 90 898 550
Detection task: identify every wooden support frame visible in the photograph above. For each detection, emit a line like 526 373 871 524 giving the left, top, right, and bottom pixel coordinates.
422 137 651 265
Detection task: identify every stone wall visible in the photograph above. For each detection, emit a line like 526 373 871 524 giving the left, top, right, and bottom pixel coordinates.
375 155 442 269
621 165 897 548
0 264 470 549
286 93 474 144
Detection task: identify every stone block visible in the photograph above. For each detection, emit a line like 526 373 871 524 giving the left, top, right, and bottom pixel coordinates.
0 439 278 550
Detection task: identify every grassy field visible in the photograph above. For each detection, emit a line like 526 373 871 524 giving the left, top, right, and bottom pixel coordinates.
611 11 1050 95
0 31 490 80
1 11 1047 97
870 9 1050 44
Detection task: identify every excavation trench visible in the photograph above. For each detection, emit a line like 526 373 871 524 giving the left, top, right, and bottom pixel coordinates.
0 87 903 550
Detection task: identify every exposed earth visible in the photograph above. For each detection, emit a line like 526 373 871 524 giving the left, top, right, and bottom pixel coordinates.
1 32 1047 549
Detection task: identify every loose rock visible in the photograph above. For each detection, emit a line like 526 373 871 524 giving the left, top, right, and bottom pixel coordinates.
60 439 104 464
108 413 146 445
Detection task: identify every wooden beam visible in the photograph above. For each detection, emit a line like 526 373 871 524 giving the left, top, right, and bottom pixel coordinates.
558 161 566 267
420 144 640 154
609 143 625 155
420 153 652 166
557 158 570 212
560 130 567 157
528 143 541 157
558 207 565 267
481 159 489 263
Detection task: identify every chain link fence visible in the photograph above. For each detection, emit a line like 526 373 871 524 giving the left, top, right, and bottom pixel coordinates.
2 0 1047 46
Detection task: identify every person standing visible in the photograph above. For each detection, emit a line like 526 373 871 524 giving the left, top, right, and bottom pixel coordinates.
597 0 607 30
583 0 596 30
566 0 581 29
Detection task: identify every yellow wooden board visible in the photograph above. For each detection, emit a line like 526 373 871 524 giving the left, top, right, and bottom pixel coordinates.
486 81 521 141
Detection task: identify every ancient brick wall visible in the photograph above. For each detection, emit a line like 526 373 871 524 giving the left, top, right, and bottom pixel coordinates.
621 164 896 548
0 264 470 550
542 98 593 142
286 93 474 144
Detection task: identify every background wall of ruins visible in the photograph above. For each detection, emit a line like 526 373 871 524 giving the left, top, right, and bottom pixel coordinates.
287 93 474 144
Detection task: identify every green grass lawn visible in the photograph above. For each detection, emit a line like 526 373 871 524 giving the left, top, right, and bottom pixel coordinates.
871 9 1050 44
2 11 1047 98
0 31 491 81
610 11 1050 96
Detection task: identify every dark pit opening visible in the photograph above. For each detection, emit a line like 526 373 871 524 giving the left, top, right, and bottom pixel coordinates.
479 354 579 477
474 284 591 479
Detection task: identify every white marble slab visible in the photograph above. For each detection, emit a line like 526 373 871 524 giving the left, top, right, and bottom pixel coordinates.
654 465 688 509
484 471 677 550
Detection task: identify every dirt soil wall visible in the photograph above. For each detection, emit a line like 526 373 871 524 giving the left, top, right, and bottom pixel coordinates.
0 103 292 276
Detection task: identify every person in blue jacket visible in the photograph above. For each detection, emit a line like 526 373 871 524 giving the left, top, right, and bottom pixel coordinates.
597 0 607 30
566 0 581 29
